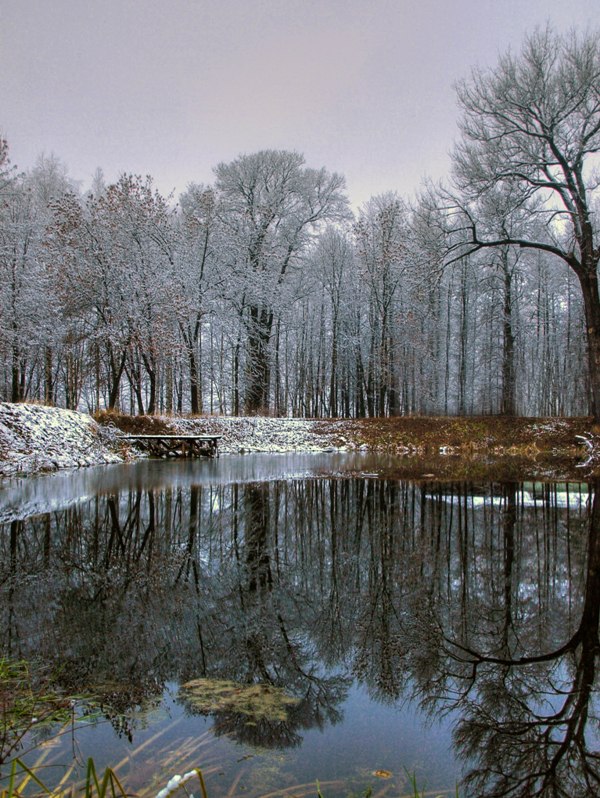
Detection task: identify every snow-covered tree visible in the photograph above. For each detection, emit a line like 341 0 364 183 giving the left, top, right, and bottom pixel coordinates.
214 150 349 414
449 26 600 418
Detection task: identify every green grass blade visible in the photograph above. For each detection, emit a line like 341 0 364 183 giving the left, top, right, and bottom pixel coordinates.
0 759 54 798
195 768 208 798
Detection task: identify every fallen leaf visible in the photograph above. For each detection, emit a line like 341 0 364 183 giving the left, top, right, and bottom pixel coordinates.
372 770 393 779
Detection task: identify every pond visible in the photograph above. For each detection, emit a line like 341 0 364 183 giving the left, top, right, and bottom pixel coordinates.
0 454 599 798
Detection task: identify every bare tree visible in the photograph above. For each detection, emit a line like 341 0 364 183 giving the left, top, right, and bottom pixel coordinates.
354 194 407 416
449 26 600 417
174 184 218 414
309 227 356 417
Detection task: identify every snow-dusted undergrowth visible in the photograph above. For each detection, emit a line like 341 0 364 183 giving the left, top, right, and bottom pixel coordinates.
170 415 345 454
0 402 589 483
0 402 123 477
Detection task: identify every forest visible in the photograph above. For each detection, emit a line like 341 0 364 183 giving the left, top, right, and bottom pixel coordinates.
1 26 599 420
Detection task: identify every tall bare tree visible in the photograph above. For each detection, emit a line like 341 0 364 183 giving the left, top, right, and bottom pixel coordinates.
449 26 600 417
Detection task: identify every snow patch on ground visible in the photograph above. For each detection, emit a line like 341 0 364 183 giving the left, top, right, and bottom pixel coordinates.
170 416 345 454
0 404 351 479
0 402 123 478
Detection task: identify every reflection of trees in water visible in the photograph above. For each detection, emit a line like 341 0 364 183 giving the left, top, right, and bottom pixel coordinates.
0 476 597 790
0 480 355 750
438 482 600 797
183 482 349 748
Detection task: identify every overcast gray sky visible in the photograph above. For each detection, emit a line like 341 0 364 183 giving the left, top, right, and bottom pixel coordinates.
1 0 598 207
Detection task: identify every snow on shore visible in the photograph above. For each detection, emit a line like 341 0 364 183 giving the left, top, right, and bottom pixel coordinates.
170 415 346 454
0 403 351 479
0 402 123 478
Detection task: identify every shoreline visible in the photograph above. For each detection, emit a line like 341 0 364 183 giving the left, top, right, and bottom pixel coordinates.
0 402 595 481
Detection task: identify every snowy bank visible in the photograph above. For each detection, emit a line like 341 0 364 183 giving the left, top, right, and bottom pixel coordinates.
0 404 349 479
0 402 123 478
169 415 350 453
0 402 590 481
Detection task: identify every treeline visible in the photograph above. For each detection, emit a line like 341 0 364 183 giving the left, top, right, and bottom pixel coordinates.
1 27 598 418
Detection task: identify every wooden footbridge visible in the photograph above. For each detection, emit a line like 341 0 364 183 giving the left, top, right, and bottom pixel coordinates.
119 434 222 458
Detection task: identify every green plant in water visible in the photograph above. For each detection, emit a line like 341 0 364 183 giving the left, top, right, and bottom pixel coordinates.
0 757 127 798
0 758 211 798
82 758 128 798
1 757 53 798
402 768 459 798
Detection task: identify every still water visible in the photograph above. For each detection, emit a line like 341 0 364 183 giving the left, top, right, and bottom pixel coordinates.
0 454 598 798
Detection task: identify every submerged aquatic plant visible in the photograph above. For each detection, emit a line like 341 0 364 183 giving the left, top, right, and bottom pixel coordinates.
180 679 299 722
0 752 456 798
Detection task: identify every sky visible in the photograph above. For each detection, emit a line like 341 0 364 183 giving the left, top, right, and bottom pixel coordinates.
1 0 599 208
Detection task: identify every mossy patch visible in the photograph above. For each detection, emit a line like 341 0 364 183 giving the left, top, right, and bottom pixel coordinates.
180 678 299 722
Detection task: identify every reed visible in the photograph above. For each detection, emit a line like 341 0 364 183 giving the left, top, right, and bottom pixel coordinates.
1 758 457 798
0 659 73 765
0 757 127 798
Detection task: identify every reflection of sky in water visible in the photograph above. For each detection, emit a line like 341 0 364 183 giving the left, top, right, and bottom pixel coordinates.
297 684 459 790
41 682 458 797
0 453 387 523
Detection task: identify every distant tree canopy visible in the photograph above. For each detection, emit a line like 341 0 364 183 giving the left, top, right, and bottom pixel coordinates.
0 27 598 417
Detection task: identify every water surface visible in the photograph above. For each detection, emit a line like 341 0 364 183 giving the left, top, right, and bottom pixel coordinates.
1 455 598 797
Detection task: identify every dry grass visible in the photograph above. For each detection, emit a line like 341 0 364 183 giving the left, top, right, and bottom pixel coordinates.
97 410 594 451
95 412 596 480
94 409 173 435
312 415 592 454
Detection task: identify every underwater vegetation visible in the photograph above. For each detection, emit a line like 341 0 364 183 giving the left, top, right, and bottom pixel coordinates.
180 679 300 724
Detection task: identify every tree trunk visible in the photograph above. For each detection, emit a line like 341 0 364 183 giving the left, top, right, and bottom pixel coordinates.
330 323 338 417
44 346 54 406
165 361 173 414
457 259 469 415
11 344 21 403
500 257 516 416
108 348 127 410
189 347 200 415
232 335 241 416
244 305 272 415
578 270 600 422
